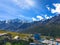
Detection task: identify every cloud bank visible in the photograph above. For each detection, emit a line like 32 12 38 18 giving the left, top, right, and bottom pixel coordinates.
47 3 60 14
13 0 35 9
32 15 53 21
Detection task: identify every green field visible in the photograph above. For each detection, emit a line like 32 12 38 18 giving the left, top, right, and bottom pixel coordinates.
0 30 32 45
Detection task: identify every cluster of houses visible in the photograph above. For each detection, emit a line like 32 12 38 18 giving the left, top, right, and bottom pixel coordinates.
41 39 60 45
0 33 60 45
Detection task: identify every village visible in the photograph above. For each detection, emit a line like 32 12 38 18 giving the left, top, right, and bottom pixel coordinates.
0 33 60 45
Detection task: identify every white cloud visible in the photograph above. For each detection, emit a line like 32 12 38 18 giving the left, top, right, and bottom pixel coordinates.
51 3 60 14
32 16 44 21
46 5 50 10
13 0 35 9
32 17 37 21
45 15 53 19
45 15 50 19
32 15 53 21
37 16 44 20
50 16 53 18
25 0 35 6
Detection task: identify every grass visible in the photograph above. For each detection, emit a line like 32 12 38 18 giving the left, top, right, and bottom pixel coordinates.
0 30 32 39
5 40 29 45
5 42 11 45
0 30 53 40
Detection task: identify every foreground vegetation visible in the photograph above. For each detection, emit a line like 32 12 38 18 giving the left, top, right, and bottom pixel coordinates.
0 30 59 45
0 30 32 45
0 40 29 45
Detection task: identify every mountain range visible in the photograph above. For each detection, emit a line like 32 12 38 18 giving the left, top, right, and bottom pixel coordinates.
0 14 60 37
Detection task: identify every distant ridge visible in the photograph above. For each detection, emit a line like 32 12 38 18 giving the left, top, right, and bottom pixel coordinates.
0 14 60 37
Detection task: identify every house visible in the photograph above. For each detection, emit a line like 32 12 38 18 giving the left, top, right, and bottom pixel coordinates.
56 38 60 42
41 39 56 45
13 36 20 40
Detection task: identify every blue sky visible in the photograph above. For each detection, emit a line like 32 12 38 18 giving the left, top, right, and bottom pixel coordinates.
0 0 60 21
